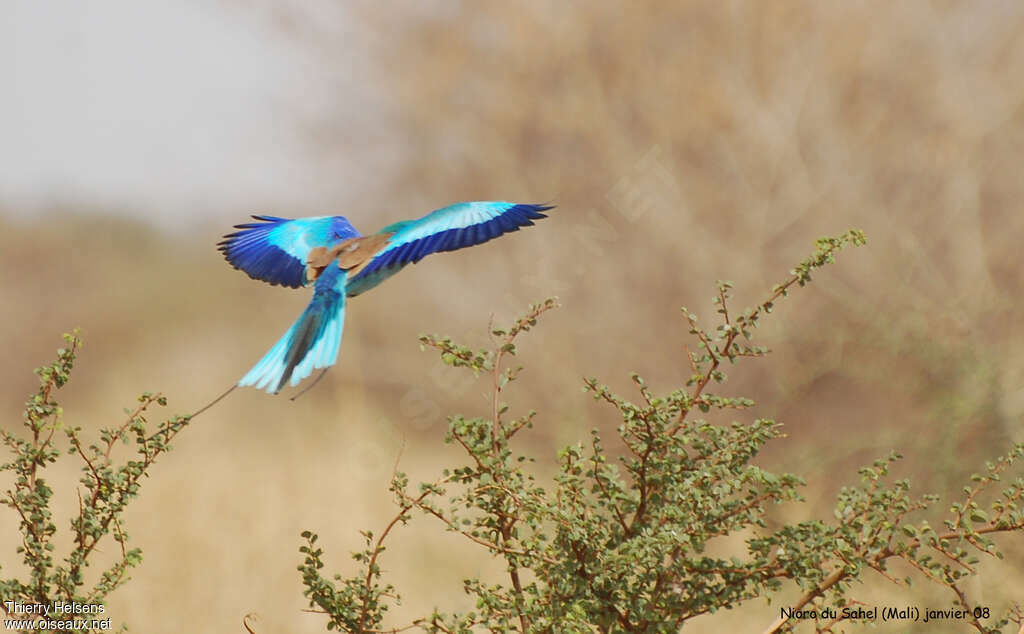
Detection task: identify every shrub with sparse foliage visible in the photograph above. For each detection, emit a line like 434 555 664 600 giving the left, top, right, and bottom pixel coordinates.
1 332 189 633
5 230 1023 633
298 231 1024 633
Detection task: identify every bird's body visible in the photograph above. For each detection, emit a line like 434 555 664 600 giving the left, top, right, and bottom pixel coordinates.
219 201 552 393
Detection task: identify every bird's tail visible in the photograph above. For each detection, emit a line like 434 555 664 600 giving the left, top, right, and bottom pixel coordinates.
239 266 348 394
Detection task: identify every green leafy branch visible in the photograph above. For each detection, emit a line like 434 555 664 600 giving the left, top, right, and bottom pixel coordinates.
296 229 1024 633
0 331 190 632
760 447 1024 634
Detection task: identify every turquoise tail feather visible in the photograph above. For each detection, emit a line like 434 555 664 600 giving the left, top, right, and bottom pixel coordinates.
239 266 348 394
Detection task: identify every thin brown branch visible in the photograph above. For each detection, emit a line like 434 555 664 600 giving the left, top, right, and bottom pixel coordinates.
357 472 457 632
672 263 824 437
764 517 1024 634
948 581 986 633
408 496 556 564
762 567 845 634
590 453 630 533
105 394 162 460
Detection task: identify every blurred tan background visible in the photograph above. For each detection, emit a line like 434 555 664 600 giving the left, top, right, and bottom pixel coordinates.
3 1 1024 631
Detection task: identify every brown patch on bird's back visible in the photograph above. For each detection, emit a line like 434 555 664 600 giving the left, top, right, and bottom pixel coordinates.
336 233 393 274
304 234 394 284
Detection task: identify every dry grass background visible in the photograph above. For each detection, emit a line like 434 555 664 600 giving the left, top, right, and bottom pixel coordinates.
3 1 1024 631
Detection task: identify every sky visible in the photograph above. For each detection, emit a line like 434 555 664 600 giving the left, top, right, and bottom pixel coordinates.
1 1 375 228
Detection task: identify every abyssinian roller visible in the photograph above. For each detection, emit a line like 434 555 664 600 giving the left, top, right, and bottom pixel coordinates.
218 201 552 394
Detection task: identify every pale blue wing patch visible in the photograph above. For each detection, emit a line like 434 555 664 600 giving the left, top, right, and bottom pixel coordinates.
219 215 361 288
347 202 552 296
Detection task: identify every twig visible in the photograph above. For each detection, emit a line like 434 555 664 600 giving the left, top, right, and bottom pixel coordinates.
291 369 330 402
357 472 458 632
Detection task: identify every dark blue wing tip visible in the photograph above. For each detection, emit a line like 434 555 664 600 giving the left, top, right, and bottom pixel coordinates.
218 215 287 241
217 216 279 248
500 203 554 228
216 215 305 288
517 203 555 217
250 214 288 222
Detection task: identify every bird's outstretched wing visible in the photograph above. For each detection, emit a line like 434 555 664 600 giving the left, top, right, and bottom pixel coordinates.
238 265 348 393
218 215 361 288
346 201 553 296
226 201 550 394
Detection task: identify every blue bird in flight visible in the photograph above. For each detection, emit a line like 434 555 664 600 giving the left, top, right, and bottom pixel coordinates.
219 201 552 394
